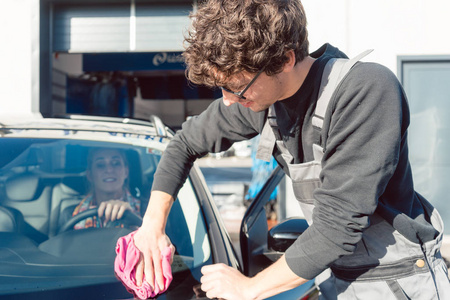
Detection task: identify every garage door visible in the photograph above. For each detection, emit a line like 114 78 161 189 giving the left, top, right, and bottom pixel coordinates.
52 2 192 53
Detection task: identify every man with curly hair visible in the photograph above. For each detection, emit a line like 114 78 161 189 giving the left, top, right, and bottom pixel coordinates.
133 0 449 299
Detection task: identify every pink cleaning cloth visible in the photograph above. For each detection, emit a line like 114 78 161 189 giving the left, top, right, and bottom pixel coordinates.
114 230 173 299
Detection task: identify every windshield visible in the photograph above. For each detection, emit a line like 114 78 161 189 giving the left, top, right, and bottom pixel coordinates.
0 137 212 299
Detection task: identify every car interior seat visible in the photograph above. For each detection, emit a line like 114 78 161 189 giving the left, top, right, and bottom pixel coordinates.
49 175 87 237
1 173 51 242
0 206 25 233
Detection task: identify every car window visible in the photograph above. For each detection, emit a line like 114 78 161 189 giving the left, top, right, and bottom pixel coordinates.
0 137 211 298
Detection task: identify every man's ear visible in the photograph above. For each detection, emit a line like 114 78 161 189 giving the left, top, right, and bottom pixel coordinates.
282 50 296 73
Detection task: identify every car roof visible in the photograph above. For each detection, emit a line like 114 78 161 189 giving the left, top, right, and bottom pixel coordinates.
0 114 173 145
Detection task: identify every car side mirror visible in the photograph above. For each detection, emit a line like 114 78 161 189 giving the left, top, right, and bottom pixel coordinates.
267 218 309 252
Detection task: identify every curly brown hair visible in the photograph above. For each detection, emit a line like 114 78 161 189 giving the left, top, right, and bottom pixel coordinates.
183 0 309 88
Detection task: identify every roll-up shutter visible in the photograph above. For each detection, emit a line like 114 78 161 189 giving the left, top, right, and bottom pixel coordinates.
53 2 192 53
53 4 130 53
135 3 192 51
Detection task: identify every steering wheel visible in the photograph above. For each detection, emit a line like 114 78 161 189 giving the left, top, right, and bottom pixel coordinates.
58 208 143 233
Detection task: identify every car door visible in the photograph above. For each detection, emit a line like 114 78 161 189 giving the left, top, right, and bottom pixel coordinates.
239 166 318 299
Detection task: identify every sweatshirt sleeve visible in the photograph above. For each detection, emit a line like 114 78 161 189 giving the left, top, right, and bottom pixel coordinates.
151 98 264 198
285 62 408 279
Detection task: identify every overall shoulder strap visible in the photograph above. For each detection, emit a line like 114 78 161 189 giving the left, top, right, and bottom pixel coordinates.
312 49 373 130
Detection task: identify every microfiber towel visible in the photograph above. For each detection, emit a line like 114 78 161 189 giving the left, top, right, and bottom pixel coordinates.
114 230 173 299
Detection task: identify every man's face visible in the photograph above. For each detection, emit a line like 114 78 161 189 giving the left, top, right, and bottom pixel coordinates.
220 70 285 112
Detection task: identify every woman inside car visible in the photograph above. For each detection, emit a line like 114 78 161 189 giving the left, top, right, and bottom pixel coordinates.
72 148 140 229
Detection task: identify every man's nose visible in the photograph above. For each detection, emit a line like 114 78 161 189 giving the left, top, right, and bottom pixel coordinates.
222 92 240 106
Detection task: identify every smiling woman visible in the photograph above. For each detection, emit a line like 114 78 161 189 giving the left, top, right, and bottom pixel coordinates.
71 148 141 229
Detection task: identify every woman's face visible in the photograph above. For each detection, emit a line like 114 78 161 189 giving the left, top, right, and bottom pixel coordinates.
87 149 129 197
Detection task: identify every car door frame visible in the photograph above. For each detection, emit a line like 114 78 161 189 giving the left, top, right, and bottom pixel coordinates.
239 166 318 299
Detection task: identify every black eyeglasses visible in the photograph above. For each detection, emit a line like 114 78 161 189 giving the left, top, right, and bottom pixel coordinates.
220 69 264 100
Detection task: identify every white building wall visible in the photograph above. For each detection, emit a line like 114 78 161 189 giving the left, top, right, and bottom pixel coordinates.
0 0 40 117
303 0 450 74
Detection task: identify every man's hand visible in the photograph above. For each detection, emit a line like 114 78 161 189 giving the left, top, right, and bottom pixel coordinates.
200 263 255 300
98 199 132 225
201 255 308 300
131 191 175 291
133 226 175 291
